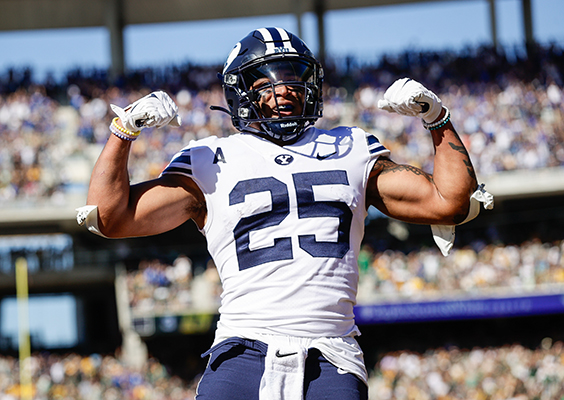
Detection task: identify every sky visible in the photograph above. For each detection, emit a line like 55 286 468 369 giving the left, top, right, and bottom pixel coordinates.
0 0 563 82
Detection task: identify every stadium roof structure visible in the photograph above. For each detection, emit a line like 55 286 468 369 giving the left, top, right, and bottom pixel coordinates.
0 0 535 77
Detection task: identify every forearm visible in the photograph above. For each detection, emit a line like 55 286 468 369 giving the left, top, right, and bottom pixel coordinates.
86 134 134 233
429 110 478 223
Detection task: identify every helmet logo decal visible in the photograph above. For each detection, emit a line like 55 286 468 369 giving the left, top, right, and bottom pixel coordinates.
223 42 241 74
257 27 297 55
274 154 294 165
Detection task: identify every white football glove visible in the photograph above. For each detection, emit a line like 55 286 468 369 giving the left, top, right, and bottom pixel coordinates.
378 78 443 123
110 91 181 132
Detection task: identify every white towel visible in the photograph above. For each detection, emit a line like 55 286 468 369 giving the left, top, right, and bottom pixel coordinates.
259 337 308 400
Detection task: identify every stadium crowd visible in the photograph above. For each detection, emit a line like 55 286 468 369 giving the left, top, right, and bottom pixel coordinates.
367 339 564 400
0 352 198 400
356 238 564 303
126 255 222 317
0 338 562 400
123 238 564 316
0 43 563 203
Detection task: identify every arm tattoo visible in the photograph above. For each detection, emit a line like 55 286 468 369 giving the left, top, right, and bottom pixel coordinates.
448 138 477 181
463 159 476 180
377 158 434 184
448 142 468 156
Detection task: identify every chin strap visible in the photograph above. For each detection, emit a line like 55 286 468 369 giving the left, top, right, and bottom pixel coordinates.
431 184 494 256
209 105 233 116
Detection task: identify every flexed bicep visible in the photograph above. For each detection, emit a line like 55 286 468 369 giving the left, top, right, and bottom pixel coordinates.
125 174 207 236
90 172 206 238
366 157 466 225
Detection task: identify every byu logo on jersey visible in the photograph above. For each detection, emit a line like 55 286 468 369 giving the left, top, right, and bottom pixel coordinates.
274 154 294 165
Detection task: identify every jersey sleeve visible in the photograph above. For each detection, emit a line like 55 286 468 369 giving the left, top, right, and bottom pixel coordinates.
365 132 390 161
160 137 222 195
160 146 194 179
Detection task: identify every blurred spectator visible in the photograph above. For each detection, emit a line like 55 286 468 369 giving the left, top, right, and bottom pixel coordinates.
368 339 564 400
0 352 197 400
127 255 221 316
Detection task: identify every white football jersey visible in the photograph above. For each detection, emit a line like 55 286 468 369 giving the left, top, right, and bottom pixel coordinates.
162 126 389 338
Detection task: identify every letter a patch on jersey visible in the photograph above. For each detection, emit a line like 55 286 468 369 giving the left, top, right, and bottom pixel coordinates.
213 147 226 164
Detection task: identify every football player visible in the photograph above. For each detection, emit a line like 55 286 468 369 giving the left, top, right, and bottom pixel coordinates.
79 27 490 399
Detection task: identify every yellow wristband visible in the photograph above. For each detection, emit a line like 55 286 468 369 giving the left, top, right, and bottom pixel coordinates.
111 117 141 137
109 117 141 141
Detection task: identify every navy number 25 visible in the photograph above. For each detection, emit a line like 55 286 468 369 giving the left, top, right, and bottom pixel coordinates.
229 170 352 270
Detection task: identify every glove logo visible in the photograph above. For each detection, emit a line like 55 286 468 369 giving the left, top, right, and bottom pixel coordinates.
401 78 412 88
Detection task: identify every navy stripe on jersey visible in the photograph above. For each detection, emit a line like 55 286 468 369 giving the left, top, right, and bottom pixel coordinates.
366 135 378 146
164 166 192 175
366 134 387 154
174 154 191 165
162 149 193 177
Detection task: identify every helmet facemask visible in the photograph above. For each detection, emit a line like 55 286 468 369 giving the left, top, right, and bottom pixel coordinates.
228 59 321 142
